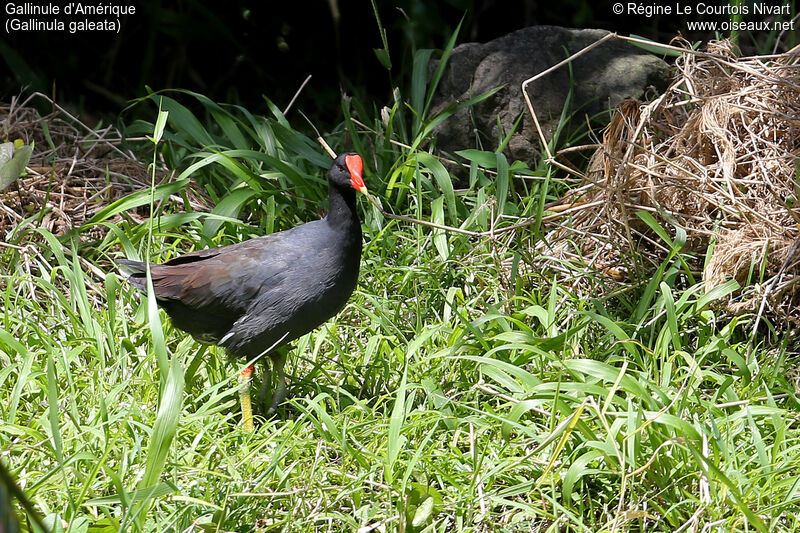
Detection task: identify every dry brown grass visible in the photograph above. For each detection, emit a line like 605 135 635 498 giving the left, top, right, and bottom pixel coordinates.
0 93 209 241
542 39 800 321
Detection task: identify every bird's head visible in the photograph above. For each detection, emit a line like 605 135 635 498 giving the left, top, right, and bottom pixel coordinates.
329 152 367 194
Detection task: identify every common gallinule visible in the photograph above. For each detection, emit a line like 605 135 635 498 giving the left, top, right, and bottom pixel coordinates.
118 153 367 430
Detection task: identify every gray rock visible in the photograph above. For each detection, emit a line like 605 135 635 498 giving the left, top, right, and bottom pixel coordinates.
430 26 671 168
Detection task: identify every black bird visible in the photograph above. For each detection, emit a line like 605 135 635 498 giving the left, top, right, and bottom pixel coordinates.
118 153 367 429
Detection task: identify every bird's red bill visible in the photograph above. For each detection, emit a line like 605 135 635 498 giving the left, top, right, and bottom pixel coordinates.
345 154 367 193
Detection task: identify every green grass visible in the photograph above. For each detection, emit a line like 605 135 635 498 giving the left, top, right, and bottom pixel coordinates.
3 40 800 533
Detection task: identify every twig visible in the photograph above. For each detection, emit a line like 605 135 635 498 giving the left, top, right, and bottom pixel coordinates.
300 111 337 159
284 75 312 115
626 437 687 477
313 137 578 238
674 505 707 533
522 32 618 161
349 117 562 182
22 92 130 159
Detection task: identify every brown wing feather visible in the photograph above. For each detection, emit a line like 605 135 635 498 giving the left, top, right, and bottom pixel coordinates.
148 235 283 312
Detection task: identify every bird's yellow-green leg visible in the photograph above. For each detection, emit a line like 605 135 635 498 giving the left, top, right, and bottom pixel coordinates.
238 364 255 431
258 356 273 414
259 347 288 417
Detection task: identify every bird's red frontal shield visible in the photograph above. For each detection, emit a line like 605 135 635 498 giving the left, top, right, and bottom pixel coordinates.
345 154 366 193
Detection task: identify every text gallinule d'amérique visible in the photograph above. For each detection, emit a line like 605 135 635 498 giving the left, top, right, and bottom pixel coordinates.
118 153 367 430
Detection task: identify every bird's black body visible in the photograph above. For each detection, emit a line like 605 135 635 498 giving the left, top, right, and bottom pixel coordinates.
118 153 364 365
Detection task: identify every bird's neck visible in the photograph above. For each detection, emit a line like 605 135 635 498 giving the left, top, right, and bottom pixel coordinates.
326 184 360 234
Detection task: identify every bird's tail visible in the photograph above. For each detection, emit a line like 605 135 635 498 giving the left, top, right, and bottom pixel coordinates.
115 258 148 291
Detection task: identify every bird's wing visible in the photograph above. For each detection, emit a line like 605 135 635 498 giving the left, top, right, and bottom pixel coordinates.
147 230 309 316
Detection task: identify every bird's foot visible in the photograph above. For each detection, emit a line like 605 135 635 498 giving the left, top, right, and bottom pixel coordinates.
266 378 286 417
265 354 287 417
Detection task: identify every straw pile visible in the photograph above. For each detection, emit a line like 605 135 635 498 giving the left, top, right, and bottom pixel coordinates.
544 39 800 321
0 93 210 242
